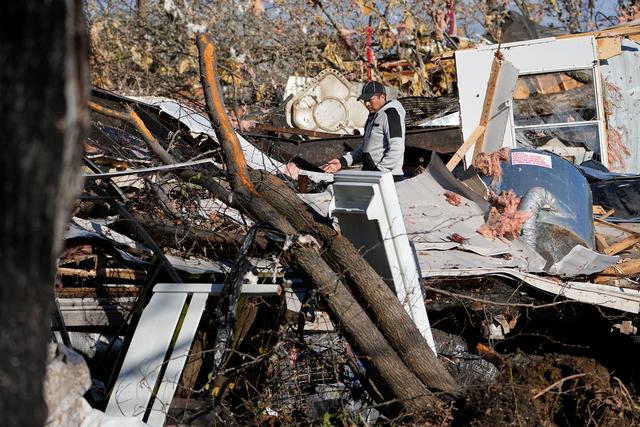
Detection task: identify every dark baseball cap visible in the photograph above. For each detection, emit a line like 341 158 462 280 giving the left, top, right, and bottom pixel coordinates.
357 80 386 101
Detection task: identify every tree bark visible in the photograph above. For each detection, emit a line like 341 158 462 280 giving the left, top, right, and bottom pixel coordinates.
138 219 271 255
250 170 459 394
0 1 87 425
94 88 439 412
195 34 452 412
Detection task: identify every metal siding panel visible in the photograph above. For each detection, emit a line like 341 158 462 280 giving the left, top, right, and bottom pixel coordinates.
600 38 640 173
105 292 188 418
147 293 209 426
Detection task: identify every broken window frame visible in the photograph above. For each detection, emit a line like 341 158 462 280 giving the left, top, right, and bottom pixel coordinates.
455 35 610 169
509 65 607 164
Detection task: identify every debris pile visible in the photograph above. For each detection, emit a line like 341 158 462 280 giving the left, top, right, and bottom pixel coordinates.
45 20 640 426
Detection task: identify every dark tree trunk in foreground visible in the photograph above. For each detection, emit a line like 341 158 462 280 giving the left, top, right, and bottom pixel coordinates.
0 1 86 425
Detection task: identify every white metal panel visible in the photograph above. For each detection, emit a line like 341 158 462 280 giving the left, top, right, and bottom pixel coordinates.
395 160 547 272
456 36 598 164
599 38 640 173
548 244 618 277
481 61 519 154
147 293 209 427
106 282 282 424
106 292 188 419
152 282 282 295
426 268 640 313
330 171 436 352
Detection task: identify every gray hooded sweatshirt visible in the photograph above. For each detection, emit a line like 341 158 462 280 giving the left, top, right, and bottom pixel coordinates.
340 99 406 176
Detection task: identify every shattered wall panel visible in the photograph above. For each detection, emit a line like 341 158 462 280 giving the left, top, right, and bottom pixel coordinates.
456 36 602 166
600 38 640 173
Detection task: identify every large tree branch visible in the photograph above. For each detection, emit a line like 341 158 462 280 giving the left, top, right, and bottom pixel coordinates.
196 33 255 195
195 34 446 413
91 78 438 412
250 169 459 394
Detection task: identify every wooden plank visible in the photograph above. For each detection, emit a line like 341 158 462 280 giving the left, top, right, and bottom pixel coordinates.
147 292 209 427
600 209 615 220
604 235 640 256
472 54 503 159
600 259 640 276
597 36 622 60
594 233 609 253
446 125 485 171
253 123 345 139
592 205 606 215
56 267 146 280
594 217 639 235
556 26 640 40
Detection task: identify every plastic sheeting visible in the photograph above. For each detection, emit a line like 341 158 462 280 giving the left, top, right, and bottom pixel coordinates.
581 165 640 221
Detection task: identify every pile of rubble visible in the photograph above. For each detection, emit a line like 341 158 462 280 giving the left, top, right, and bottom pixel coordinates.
48 24 640 426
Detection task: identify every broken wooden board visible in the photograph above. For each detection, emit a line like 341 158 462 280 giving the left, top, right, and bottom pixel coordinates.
597 36 622 60
595 234 609 253
593 205 606 215
600 259 640 277
472 57 519 163
447 125 485 171
604 235 640 256
594 218 640 235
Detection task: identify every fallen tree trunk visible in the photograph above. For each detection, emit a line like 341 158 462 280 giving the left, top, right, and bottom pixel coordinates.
195 33 457 410
88 32 457 414
91 75 438 414
250 169 460 394
136 219 271 255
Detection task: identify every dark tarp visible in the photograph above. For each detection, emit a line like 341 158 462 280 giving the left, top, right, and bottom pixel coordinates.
580 165 640 221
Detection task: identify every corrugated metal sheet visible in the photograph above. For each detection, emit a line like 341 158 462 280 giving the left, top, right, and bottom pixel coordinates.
395 159 548 273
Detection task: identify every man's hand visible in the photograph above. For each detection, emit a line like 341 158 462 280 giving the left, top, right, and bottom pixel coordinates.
322 159 343 174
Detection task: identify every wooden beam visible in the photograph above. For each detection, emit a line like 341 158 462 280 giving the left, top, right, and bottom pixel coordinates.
604 235 640 256
594 233 609 253
253 123 347 139
600 259 640 276
446 125 486 171
556 26 640 40
472 53 503 159
594 217 640 235
57 267 147 280
597 36 622 60
600 209 615 220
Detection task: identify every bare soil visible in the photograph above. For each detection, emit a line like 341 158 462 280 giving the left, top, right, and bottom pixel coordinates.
456 353 640 426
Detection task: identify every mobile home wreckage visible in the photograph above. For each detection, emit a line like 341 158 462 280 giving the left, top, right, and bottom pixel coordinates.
51 25 640 425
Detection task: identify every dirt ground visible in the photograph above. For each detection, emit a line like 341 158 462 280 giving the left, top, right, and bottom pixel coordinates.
455 353 640 426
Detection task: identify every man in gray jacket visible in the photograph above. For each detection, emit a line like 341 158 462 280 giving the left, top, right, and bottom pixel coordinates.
322 81 406 179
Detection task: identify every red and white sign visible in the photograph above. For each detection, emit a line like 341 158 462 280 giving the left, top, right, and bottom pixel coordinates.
511 151 552 169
